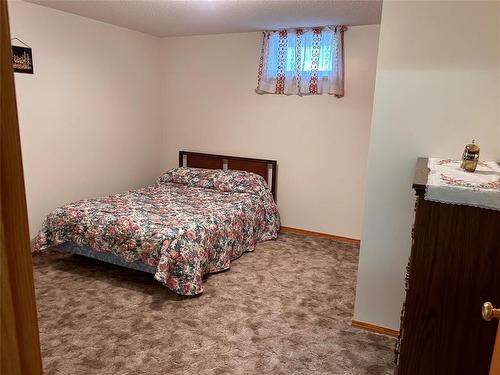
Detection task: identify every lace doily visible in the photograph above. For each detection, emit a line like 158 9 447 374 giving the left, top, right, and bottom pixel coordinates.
425 158 500 210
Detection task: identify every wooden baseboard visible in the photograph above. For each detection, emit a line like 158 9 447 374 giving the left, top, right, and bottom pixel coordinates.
279 226 360 246
351 319 399 338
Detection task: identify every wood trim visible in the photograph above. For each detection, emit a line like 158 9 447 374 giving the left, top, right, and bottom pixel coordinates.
351 320 400 338
490 322 500 375
280 226 360 246
179 150 277 164
0 2 44 374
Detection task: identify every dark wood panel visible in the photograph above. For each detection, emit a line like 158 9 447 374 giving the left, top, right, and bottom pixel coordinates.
227 159 268 182
397 197 500 374
179 151 277 165
185 154 223 170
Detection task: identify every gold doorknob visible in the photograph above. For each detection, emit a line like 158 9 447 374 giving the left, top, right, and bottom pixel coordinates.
482 302 500 321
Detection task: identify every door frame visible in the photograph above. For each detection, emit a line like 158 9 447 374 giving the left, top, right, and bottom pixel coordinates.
0 1 44 374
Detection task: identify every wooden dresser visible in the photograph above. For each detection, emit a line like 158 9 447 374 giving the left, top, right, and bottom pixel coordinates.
395 158 500 374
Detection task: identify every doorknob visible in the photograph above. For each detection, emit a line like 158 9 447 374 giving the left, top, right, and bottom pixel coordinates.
482 302 500 321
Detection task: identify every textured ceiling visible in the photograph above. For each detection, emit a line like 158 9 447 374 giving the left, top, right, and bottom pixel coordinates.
25 0 382 37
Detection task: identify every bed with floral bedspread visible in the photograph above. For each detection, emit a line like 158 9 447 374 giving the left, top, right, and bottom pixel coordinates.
33 167 280 295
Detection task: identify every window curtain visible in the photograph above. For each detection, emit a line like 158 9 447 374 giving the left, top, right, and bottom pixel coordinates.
256 26 347 97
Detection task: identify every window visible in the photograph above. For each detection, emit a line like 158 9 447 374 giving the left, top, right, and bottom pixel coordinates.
266 31 334 76
256 26 347 96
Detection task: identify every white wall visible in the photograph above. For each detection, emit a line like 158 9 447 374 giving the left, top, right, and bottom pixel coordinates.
354 1 500 329
8 1 163 238
160 26 380 239
9 2 380 241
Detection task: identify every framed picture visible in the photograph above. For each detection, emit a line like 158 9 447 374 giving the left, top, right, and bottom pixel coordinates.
12 45 33 74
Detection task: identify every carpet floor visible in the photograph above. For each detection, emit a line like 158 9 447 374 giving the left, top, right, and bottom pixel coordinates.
32 233 396 375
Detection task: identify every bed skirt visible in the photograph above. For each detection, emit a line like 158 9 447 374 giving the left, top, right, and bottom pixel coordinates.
56 242 156 274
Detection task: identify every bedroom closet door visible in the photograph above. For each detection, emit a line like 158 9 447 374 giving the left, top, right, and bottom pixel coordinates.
0 1 44 374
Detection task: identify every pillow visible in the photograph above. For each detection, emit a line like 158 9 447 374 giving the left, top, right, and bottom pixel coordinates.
158 167 270 197
213 169 270 197
157 167 219 190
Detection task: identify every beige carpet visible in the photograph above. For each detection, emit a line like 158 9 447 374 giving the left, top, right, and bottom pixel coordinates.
33 233 396 375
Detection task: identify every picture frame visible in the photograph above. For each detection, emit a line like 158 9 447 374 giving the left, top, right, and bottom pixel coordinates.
12 45 33 74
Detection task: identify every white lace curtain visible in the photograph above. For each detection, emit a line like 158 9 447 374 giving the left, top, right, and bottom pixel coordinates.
256 26 347 97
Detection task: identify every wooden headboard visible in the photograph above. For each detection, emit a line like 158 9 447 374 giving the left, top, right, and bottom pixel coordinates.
179 151 278 201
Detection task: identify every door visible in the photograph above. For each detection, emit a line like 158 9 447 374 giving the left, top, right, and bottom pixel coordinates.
483 302 500 375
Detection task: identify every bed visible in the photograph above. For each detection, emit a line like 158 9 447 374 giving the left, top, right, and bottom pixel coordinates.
33 151 280 295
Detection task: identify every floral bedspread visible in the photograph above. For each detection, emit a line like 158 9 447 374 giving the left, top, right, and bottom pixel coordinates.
33 168 280 295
